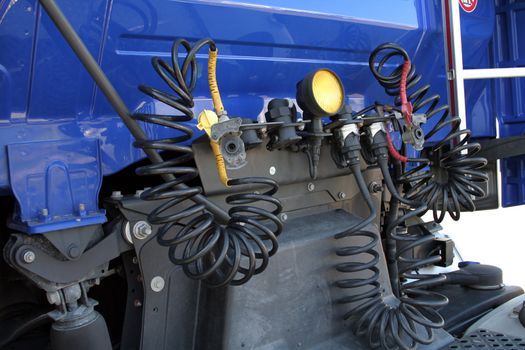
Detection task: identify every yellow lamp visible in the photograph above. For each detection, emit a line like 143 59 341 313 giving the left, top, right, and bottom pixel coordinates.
296 69 345 117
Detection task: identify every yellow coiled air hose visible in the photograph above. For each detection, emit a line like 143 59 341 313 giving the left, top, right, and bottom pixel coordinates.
197 47 230 187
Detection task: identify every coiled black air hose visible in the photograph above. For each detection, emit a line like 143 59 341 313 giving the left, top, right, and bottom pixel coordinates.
369 43 488 223
335 132 447 349
134 38 283 287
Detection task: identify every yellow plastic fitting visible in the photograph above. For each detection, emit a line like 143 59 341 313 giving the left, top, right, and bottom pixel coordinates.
197 110 230 187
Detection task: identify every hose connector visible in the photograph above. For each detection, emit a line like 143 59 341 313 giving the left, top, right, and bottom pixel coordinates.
197 110 230 187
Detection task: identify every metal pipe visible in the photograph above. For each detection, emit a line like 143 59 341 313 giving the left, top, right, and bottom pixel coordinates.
38 0 229 222
463 67 525 80
448 0 467 130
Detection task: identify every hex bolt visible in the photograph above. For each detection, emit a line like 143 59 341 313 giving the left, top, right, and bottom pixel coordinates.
151 276 165 292
307 183 315 192
279 213 288 222
132 256 138 264
369 181 383 194
68 244 81 259
111 191 123 199
133 221 152 240
338 192 346 200
22 250 36 264
269 166 276 175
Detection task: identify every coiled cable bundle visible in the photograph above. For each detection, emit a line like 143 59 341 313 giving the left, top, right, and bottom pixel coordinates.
133 38 283 287
336 163 447 349
369 43 488 223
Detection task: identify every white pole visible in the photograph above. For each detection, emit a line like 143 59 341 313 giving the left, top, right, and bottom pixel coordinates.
463 67 525 80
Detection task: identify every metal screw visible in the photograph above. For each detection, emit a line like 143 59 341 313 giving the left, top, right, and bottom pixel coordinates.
338 192 346 200
279 213 288 222
111 191 122 199
41 208 49 216
151 276 165 292
133 299 142 307
369 181 383 193
269 166 276 175
22 250 35 264
133 221 152 240
307 183 315 192
132 256 138 264
68 245 81 259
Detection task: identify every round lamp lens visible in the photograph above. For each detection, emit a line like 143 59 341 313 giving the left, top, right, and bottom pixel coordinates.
311 69 344 115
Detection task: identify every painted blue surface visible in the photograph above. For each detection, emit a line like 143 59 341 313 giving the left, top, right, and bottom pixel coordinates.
492 0 525 207
0 0 499 232
7 139 106 233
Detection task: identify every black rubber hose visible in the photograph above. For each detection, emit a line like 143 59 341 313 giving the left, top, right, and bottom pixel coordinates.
335 163 448 350
136 39 283 287
369 42 488 223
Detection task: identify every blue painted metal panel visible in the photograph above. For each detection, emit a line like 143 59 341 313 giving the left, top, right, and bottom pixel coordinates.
0 0 505 232
0 0 36 123
460 1 496 139
491 0 525 207
7 139 106 233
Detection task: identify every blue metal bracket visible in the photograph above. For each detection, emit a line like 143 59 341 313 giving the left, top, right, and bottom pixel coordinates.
7 139 106 234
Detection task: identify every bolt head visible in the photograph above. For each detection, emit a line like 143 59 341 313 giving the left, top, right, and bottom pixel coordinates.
151 276 165 292
369 181 383 193
133 299 142 307
111 191 123 199
22 250 35 264
338 192 346 200
68 245 81 259
307 183 315 192
269 166 276 175
133 221 152 240
279 213 288 222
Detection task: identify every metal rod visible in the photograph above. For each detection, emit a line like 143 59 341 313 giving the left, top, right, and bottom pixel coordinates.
38 0 230 222
448 0 467 130
463 67 525 80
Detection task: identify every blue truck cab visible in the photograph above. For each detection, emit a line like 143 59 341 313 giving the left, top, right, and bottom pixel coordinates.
0 0 524 349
